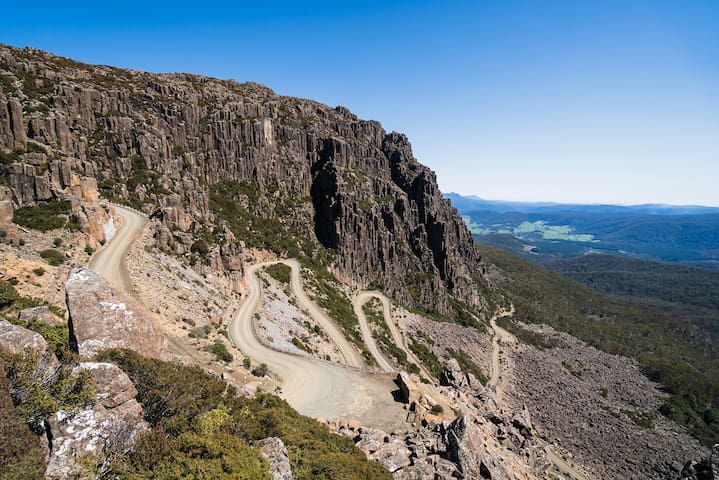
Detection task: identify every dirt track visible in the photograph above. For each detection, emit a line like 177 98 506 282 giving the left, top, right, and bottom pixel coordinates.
88 205 147 291
489 308 588 480
353 291 435 379
89 209 408 429
229 261 408 429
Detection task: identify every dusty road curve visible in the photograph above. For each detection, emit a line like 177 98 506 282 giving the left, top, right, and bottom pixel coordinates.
353 291 435 379
88 210 405 429
88 205 147 291
230 261 407 429
353 291 394 372
282 259 363 368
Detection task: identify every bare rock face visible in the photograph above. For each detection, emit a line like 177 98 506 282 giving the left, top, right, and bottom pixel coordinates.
44 362 148 479
258 437 293 480
65 267 168 359
0 44 494 317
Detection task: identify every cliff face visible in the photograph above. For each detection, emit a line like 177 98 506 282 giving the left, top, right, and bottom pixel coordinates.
0 44 490 316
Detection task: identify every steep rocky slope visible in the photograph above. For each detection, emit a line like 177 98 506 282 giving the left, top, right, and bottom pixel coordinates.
0 44 491 318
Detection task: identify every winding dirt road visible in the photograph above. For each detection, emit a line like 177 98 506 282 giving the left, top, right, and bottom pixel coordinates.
88 205 147 291
353 291 434 379
89 207 406 429
229 261 407 429
488 308 587 480
488 311 514 393
353 291 395 372
281 259 363 368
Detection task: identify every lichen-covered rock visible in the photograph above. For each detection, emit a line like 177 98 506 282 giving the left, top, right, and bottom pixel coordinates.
65 267 168 359
258 437 293 480
74 362 138 409
18 305 65 326
44 362 148 479
0 318 59 378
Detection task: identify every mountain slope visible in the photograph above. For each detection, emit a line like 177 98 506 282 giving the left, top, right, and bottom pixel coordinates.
478 243 719 446
0 44 491 320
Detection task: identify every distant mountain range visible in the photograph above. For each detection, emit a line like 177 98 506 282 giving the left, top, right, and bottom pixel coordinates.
446 193 719 216
446 192 719 269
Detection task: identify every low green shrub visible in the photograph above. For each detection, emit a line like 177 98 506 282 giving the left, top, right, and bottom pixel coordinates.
207 341 233 363
39 249 65 266
12 200 72 232
95 349 391 479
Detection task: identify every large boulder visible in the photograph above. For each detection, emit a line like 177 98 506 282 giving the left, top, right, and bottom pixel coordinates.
355 427 411 474
74 362 138 409
258 437 293 480
18 305 65 326
445 415 510 480
396 372 418 404
0 318 59 379
440 358 467 389
65 267 168 359
44 362 148 479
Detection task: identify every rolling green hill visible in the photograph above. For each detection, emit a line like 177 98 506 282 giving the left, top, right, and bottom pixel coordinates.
449 193 719 268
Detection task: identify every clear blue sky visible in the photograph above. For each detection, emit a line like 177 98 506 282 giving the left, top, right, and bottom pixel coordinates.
2 1 718 206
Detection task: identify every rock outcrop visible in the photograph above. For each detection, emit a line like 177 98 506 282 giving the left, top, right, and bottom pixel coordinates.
65 267 168 359
18 305 65 326
0 44 493 317
333 361 550 479
681 445 719 480
44 362 148 479
258 437 293 480
0 318 59 379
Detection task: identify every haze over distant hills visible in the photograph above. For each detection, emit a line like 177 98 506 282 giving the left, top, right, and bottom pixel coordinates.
446 192 719 269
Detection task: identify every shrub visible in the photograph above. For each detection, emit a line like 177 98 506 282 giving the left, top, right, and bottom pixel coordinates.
251 363 268 377
39 249 65 266
0 361 46 479
265 264 291 284
12 200 71 232
408 337 441 379
0 280 19 308
52 238 62 247
84 246 95 255
5 351 94 431
242 358 251 369
190 239 209 255
208 341 233 363
190 325 211 339
96 349 391 480
0 149 21 164
431 404 444 415
31 267 45 277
